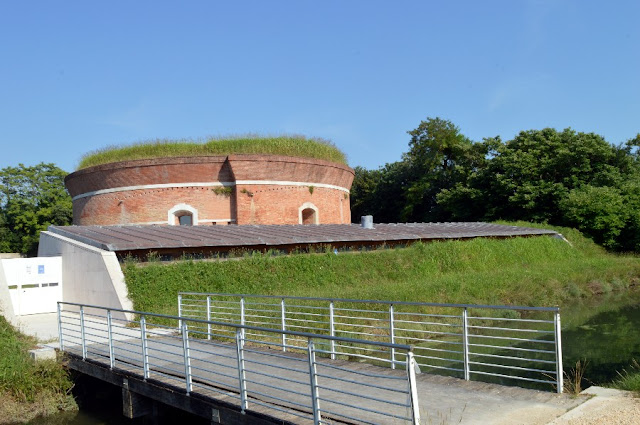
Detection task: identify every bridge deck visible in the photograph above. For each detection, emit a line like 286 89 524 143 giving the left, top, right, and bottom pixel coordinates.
63 330 582 424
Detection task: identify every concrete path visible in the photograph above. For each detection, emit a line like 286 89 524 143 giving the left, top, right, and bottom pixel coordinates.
548 386 640 425
12 312 59 342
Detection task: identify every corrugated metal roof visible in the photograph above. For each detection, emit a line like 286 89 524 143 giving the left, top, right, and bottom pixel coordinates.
46 222 558 253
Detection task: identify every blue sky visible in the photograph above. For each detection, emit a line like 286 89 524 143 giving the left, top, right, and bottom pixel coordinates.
1 1 638 172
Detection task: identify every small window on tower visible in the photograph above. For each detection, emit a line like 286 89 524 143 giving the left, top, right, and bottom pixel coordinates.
178 213 193 226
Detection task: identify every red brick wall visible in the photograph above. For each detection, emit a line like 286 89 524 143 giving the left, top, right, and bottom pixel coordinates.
66 155 354 226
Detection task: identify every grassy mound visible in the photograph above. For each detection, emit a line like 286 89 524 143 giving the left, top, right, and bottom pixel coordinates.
0 316 76 423
77 135 348 170
123 222 640 317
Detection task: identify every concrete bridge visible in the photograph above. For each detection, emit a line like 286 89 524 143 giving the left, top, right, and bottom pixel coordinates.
55 296 583 425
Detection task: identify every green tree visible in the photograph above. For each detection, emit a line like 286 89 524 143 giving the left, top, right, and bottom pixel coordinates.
560 185 628 249
0 163 72 256
402 117 477 221
350 162 410 223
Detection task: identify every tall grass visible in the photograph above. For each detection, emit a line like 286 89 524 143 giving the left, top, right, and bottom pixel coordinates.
77 135 348 170
0 315 75 421
123 223 640 317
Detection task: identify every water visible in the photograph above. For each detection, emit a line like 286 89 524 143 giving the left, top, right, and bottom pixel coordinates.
27 289 640 424
561 288 640 385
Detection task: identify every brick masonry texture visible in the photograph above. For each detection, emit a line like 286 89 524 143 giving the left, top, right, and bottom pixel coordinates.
65 155 354 226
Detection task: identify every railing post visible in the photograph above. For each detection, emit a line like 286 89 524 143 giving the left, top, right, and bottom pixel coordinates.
240 297 246 340
178 294 183 334
462 307 470 381
57 302 64 351
236 330 248 413
281 298 287 352
206 296 212 341
80 306 87 360
107 309 115 369
141 316 149 379
182 321 192 394
406 351 421 425
389 304 396 369
554 310 564 394
329 301 335 360
307 339 322 424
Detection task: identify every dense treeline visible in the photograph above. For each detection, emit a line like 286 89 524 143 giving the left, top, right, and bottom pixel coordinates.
0 163 72 256
352 117 640 251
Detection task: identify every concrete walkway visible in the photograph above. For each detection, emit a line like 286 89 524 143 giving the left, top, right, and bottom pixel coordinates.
12 312 59 342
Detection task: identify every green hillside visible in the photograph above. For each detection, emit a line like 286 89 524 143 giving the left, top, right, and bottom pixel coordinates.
123 223 640 317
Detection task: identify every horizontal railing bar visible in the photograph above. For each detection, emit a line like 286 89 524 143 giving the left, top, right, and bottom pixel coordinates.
470 370 556 384
469 343 556 354
468 325 554 334
316 384 409 408
468 316 554 324
244 388 311 409
316 362 408 381
248 398 313 421
317 374 408 396
248 369 309 387
178 292 560 312
468 361 556 375
244 379 310 399
320 397 410 421
59 302 413 351
469 352 557 364
468 334 556 344
318 408 379 425
394 319 461 327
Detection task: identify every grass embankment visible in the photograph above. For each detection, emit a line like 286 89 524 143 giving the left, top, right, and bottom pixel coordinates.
77 135 348 169
610 363 640 393
123 223 640 317
0 316 75 424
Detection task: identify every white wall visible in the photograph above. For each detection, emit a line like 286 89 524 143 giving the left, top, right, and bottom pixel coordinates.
38 231 133 320
1 257 62 315
0 260 16 322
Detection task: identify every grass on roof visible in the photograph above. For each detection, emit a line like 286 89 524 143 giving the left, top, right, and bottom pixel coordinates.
76 135 348 170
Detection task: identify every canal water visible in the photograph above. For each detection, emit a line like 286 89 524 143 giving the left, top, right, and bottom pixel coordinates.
26 288 640 424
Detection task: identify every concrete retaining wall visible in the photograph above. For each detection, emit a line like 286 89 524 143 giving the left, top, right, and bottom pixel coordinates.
38 231 132 320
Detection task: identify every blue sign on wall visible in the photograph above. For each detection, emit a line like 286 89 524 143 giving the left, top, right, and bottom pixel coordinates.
38 265 45 274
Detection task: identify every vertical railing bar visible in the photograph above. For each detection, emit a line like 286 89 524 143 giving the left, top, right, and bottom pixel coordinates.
206 296 212 341
329 301 336 360
308 339 322 424
462 307 470 381
406 350 421 425
281 298 287 352
236 330 248 412
107 309 114 369
389 304 396 369
57 302 64 351
240 297 246 340
182 321 192 394
555 311 564 394
141 315 149 379
178 294 183 334
80 306 87 360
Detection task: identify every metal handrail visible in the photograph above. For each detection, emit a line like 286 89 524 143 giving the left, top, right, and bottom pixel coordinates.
57 301 421 425
178 293 564 393
179 291 560 312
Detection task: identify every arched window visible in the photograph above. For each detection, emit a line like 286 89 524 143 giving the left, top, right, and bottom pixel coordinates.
178 213 193 226
168 204 199 226
298 202 319 225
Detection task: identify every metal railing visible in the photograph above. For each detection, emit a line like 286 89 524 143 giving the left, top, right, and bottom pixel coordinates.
178 293 563 393
58 301 421 425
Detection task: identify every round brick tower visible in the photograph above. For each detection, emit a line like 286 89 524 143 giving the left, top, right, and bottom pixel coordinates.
65 154 354 226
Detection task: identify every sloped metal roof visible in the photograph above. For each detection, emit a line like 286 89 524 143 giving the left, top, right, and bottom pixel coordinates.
46 222 558 253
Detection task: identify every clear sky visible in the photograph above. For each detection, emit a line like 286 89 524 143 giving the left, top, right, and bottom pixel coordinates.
1 1 638 172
